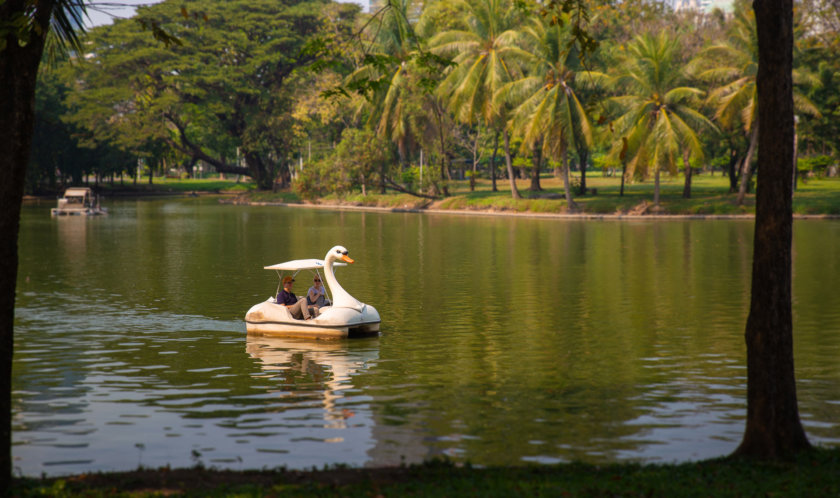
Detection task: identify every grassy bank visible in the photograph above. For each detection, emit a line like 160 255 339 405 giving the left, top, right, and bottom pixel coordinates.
11 447 840 497
68 171 840 216
130 172 840 216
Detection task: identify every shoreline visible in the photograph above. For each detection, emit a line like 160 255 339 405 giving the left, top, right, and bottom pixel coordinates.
237 199 840 220
25 191 840 220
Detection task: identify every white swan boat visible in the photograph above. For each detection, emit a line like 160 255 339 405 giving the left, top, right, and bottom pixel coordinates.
50 187 107 216
245 246 381 338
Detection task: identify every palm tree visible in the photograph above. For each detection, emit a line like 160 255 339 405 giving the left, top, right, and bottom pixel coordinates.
349 0 416 178
1 1 89 491
693 0 818 205
502 16 606 210
607 30 715 208
430 0 528 199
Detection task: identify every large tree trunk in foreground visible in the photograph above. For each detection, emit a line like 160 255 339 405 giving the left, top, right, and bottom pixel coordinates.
733 0 811 459
1 2 56 492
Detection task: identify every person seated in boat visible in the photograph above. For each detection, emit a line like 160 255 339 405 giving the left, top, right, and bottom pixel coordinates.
276 276 315 320
307 275 330 311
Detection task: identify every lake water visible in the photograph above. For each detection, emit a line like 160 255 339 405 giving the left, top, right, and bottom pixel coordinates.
12 197 840 476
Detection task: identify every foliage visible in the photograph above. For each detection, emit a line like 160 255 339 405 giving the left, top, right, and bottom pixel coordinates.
296 128 393 198
27 0 839 198
43 0 361 191
797 154 834 173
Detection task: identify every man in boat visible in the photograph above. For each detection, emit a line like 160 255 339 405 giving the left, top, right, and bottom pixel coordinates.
277 276 316 320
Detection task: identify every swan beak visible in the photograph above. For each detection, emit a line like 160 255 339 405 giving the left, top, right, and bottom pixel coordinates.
341 255 355 264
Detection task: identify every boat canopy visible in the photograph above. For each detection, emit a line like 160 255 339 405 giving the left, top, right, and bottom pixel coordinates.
264 259 347 271
64 188 92 197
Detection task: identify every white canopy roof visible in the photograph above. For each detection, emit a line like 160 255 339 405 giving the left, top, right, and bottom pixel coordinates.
264 259 346 271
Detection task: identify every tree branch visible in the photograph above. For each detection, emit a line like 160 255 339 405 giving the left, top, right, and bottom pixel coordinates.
384 176 439 200
165 113 249 176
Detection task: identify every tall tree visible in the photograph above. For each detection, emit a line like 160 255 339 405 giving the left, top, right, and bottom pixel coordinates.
503 16 604 210
606 31 714 208
66 0 356 190
694 0 818 205
1 1 88 491
350 0 452 196
431 0 527 199
733 0 811 459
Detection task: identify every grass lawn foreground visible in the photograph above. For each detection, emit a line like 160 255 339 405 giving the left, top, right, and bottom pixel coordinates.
10 447 840 496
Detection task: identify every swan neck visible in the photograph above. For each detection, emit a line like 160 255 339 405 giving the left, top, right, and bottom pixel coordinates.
325 256 359 308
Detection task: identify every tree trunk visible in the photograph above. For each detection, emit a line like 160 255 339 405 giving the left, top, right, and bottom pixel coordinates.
620 162 627 197
733 0 811 459
503 130 521 200
530 142 542 191
243 151 273 190
379 161 386 194
561 150 576 211
470 126 480 192
490 130 499 192
792 117 799 195
577 146 588 196
0 2 56 491
682 150 693 199
737 124 759 205
728 147 740 193
654 166 661 206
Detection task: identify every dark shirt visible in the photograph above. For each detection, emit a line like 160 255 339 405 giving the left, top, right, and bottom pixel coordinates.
278 289 297 306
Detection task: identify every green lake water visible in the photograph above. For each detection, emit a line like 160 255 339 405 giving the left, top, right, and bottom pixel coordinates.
12 197 840 476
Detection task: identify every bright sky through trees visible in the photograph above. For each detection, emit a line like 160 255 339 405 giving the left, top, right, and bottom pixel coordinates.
84 0 369 27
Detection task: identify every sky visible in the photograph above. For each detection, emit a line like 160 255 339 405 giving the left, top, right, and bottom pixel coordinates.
85 0 369 27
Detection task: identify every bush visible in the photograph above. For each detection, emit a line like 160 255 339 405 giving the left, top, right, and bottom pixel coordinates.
797 155 834 175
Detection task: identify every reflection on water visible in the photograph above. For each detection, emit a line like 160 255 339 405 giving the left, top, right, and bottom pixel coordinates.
246 335 379 432
12 198 840 476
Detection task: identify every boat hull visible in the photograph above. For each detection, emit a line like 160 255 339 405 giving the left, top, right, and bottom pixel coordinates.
51 207 107 216
245 299 380 339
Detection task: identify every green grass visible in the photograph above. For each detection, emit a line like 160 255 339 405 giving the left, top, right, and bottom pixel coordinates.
91 172 840 216
11 447 840 497
98 177 255 194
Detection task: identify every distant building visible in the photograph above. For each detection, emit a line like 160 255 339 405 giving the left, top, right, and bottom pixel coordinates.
672 0 733 12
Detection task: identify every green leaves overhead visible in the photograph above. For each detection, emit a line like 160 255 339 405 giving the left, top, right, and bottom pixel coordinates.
63 0 357 189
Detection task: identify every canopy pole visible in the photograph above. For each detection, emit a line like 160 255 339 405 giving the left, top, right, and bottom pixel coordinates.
274 270 283 300
316 269 331 305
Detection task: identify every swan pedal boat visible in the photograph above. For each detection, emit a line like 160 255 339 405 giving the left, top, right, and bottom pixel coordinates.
245 246 380 339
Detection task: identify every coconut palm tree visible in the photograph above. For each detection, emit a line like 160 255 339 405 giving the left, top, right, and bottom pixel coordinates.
348 0 453 196
607 30 715 208
430 0 528 199
349 0 416 169
693 0 818 205
502 16 606 210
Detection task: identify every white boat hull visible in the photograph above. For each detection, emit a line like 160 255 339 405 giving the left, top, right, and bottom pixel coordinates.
245 298 380 339
51 207 108 216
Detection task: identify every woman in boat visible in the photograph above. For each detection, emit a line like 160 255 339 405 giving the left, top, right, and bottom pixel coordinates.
307 275 329 310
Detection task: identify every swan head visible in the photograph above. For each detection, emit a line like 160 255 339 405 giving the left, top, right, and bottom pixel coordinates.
326 245 354 265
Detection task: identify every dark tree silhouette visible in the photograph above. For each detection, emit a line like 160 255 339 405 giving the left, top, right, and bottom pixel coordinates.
733 0 811 459
1 1 63 491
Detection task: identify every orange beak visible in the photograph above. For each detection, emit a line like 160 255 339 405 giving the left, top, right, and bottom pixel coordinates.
341 255 354 264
